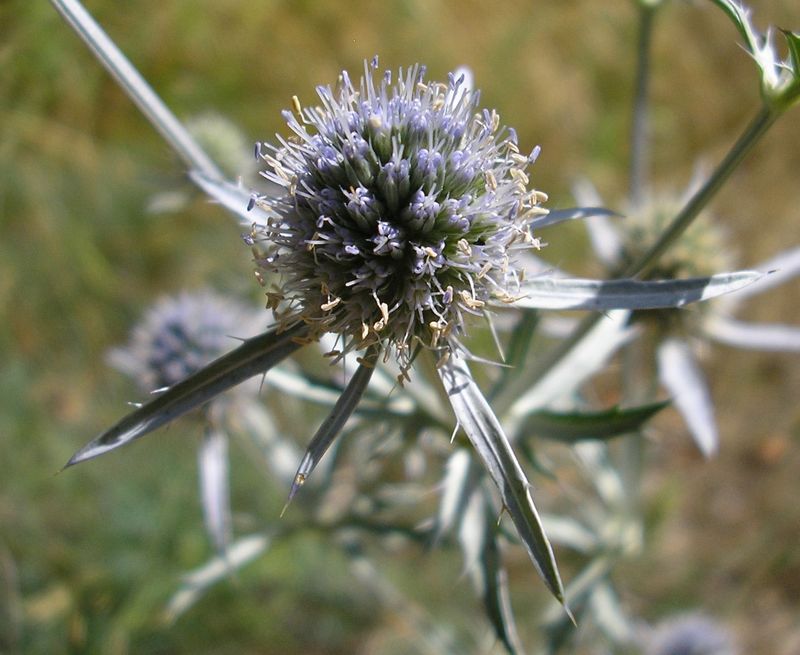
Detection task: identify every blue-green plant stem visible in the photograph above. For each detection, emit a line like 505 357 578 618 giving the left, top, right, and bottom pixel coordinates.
529 104 779 384
621 1 657 517
625 104 778 278
629 3 657 208
49 0 223 180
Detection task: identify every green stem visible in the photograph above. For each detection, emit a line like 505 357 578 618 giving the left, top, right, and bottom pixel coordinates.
624 104 778 278
50 0 223 180
622 2 656 522
629 4 657 208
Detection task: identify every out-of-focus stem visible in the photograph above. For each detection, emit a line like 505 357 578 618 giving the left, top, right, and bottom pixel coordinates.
623 2 657 517
625 105 778 278
629 4 657 208
50 0 223 180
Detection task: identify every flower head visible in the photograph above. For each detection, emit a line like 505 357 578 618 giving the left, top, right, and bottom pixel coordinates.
108 290 262 392
251 58 545 368
644 612 735 655
616 197 735 284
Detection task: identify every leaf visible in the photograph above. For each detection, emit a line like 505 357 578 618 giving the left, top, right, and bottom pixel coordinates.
657 338 718 457
190 170 273 226
703 316 800 352
437 355 569 610
66 323 308 467
530 206 619 230
522 401 669 443
165 533 270 622
511 270 764 310
284 345 380 506
198 427 231 554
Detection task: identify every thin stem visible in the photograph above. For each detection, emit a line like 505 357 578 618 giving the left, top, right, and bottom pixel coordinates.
623 3 657 525
528 105 779 384
624 105 778 278
629 4 657 208
50 0 223 180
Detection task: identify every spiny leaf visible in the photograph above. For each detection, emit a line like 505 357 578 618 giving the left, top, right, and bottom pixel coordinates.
66 323 308 467
512 270 764 310
530 206 619 230
438 355 569 611
522 401 669 443
284 345 380 508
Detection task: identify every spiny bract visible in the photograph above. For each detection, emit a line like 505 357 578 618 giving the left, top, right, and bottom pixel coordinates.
250 58 547 369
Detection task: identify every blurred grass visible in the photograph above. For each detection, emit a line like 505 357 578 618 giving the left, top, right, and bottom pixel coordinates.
1 0 799 653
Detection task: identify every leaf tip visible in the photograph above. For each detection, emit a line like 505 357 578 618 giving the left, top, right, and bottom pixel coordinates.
562 600 577 627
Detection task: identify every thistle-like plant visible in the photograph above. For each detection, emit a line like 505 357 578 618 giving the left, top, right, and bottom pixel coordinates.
49 0 798 647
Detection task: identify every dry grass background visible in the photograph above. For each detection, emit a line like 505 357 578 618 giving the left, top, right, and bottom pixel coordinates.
1 0 799 653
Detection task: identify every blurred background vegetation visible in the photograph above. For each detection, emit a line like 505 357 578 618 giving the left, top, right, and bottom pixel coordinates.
1 0 799 653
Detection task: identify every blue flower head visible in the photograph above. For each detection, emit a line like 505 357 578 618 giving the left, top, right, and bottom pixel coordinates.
107 291 261 393
252 58 545 368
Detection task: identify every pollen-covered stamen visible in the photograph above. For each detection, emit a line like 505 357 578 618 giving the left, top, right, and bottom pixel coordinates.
252 60 547 367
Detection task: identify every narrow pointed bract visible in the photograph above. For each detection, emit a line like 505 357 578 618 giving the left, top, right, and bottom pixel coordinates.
437 354 568 608
285 345 381 506
199 428 232 554
657 338 718 457
513 271 764 311
67 324 307 467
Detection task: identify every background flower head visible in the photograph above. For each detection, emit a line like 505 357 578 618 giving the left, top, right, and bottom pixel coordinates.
107 290 263 393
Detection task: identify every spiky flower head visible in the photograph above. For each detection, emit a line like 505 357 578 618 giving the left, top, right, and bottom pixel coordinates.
108 290 262 393
617 196 735 282
251 58 546 368
613 195 737 334
644 613 735 655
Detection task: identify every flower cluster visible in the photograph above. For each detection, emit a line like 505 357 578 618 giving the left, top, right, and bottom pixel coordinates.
250 58 546 368
616 198 735 285
107 290 262 392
